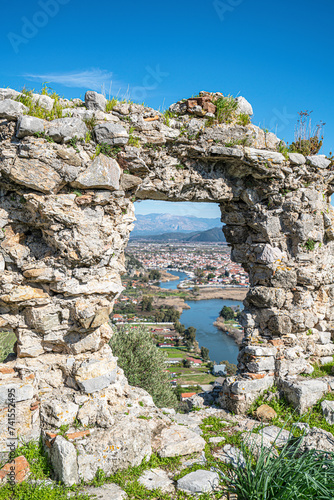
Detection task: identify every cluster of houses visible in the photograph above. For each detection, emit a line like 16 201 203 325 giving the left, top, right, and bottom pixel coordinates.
127 242 249 287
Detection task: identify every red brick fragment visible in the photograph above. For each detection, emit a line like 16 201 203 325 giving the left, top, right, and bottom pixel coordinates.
0 367 15 375
0 456 30 484
66 430 90 440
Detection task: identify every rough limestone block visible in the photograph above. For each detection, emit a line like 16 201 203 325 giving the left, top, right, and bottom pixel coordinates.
321 400 334 425
82 483 127 500
298 427 334 454
40 400 79 428
247 356 275 373
279 378 328 414
72 155 121 191
235 96 253 116
138 468 175 493
244 346 277 357
8 157 63 194
74 356 118 393
306 155 331 169
76 419 152 482
85 91 107 111
158 425 206 457
32 93 54 111
50 436 78 486
177 470 220 493
0 381 34 407
0 99 28 120
288 152 306 165
94 123 129 146
16 115 46 138
46 117 88 143
318 332 331 345
231 376 274 395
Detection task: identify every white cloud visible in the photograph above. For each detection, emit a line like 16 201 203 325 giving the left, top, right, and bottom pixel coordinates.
23 68 118 92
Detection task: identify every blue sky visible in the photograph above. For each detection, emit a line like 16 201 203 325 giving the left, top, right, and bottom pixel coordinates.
2 0 333 218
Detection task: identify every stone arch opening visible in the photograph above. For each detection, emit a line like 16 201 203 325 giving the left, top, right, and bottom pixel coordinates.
122 198 246 365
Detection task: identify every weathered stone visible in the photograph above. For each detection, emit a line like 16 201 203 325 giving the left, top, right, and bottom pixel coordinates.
177 470 220 493
306 155 331 169
120 173 142 190
157 425 206 457
0 381 34 407
8 157 63 193
85 91 107 111
214 444 246 468
279 379 328 414
40 400 79 428
74 353 118 393
32 93 54 111
0 99 28 120
50 435 79 486
288 153 306 165
94 123 129 146
321 400 334 424
76 418 152 482
47 117 88 143
258 425 290 445
298 427 334 454
236 96 253 116
82 483 127 500
16 115 46 138
72 155 121 190
256 404 277 421
138 468 174 493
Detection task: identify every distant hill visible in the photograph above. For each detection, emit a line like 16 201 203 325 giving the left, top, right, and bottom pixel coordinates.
132 227 226 243
132 213 221 236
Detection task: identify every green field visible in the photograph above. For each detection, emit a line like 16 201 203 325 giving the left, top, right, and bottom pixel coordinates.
160 348 188 358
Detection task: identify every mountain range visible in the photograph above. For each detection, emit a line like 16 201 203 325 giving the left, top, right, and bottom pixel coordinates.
132 227 226 243
132 213 222 236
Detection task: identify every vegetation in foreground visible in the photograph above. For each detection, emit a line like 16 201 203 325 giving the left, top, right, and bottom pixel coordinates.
110 325 178 408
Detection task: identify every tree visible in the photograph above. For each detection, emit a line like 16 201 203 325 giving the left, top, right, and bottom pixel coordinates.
192 286 200 295
219 306 235 321
219 359 237 375
207 273 215 281
194 268 204 279
141 295 153 311
110 326 177 408
174 321 185 334
149 269 161 281
200 346 210 361
183 359 191 368
184 326 197 349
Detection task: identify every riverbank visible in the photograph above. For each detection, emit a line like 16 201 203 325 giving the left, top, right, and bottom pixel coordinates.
188 287 248 302
154 296 191 314
213 316 244 345
159 269 180 282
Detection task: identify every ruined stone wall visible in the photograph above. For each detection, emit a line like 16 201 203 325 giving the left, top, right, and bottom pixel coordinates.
1 88 334 431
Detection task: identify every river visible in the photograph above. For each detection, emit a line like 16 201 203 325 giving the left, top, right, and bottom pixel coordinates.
159 270 242 364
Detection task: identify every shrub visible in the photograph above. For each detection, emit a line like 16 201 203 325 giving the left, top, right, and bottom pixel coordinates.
16 85 63 121
288 110 325 156
214 95 238 123
237 113 251 126
110 326 178 408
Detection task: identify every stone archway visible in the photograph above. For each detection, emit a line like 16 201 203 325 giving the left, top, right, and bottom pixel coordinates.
0 88 334 478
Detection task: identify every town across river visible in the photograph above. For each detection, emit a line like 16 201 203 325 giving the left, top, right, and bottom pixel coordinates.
159 271 242 364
